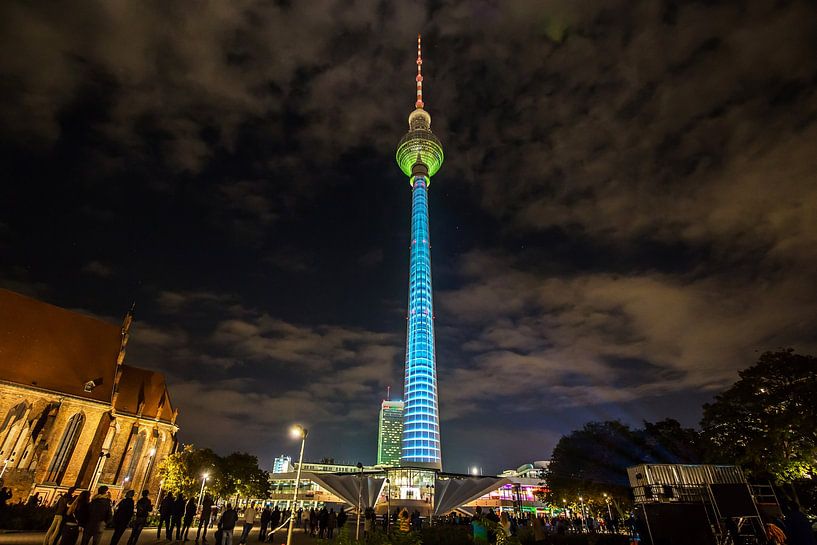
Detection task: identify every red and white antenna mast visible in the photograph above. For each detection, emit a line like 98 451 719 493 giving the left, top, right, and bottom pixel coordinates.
415 33 424 109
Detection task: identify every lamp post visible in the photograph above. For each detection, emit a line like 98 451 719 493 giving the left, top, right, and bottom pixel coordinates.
426 483 434 526
603 493 613 529
198 473 209 509
579 496 586 533
157 479 165 503
562 498 567 516
386 478 391 534
355 462 364 541
0 459 10 480
286 425 308 545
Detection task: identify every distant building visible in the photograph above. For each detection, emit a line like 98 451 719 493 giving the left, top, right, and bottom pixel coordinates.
377 400 404 466
498 461 550 479
272 454 292 474
0 289 179 504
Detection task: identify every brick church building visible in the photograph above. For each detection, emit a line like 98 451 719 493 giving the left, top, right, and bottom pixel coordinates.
0 289 178 504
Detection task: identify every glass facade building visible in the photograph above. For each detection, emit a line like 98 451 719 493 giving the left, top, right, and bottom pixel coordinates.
377 400 404 466
396 35 444 470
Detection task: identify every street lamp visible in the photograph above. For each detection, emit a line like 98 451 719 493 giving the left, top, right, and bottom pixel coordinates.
385 478 391 533
0 459 10 479
355 462 364 541
198 473 209 508
579 496 586 533
286 425 308 545
142 447 157 492
603 493 613 526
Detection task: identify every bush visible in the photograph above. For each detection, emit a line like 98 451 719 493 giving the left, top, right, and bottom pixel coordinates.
0 504 57 531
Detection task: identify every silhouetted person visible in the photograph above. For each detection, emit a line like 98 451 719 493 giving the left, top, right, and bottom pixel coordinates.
218 503 238 545
109 490 134 545
196 494 214 542
158 492 174 539
182 497 197 541
785 502 817 545
44 486 76 545
172 493 186 540
81 486 112 545
126 490 151 545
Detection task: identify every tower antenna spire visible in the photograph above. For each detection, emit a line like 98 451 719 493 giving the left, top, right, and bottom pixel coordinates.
415 33 424 109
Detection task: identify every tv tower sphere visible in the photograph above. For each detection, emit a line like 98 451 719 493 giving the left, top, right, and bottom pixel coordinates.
396 36 444 182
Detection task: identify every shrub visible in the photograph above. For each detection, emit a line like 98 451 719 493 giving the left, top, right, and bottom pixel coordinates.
0 504 56 531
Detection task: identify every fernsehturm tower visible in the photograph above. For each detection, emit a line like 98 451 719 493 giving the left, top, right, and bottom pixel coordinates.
396 35 444 470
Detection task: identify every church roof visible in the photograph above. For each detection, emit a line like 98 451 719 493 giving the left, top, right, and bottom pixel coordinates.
0 289 121 403
0 290 175 422
115 364 174 420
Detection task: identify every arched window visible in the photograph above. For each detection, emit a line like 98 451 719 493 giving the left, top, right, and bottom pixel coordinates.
123 430 146 486
44 413 85 484
0 402 29 460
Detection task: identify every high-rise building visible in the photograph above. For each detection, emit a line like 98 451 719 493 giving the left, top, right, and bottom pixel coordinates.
377 400 404 466
272 454 292 474
395 35 444 470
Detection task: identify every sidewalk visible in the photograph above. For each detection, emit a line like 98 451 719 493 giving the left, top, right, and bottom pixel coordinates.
0 526 314 545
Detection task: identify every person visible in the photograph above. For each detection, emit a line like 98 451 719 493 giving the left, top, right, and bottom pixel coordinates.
259 507 270 542
471 507 488 545
172 494 187 540
327 508 337 539
337 508 347 530
126 490 151 545
318 507 328 538
266 506 281 543
308 508 317 536
182 496 197 541
44 487 76 545
80 486 112 545
296 507 303 528
61 491 91 545
28 492 42 507
784 502 817 545
238 501 257 544
109 490 134 545
158 492 174 540
0 487 12 508
196 494 215 542
399 508 410 533
499 512 511 538
218 503 238 545
363 508 372 540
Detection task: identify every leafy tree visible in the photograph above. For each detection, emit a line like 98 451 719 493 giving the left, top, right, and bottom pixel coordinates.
222 452 270 500
158 445 222 497
701 349 817 502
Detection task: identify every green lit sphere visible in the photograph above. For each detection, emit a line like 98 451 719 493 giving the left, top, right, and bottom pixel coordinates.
396 129 444 179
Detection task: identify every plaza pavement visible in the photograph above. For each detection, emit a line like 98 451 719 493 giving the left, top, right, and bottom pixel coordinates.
0 526 313 545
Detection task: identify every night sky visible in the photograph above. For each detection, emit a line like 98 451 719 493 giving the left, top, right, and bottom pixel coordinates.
2 1 817 474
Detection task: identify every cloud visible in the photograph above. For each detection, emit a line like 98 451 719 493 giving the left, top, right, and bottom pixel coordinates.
81 260 113 278
436 250 817 420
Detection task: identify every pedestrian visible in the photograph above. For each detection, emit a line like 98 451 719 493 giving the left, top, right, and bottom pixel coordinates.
80 486 112 545
318 507 328 538
327 508 337 539
109 490 134 545
471 508 487 545
266 506 281 543
218 503 238 545
238 501 257 544
363 509 372 540
28 492 42 507
196 494 215 543
259 507 270 542
337 509 347 530
784 501 817 545
0 487 12 508
182 496 197 541
296 507 303 528
158 492 175 540
399 509 410 533
60 491 90 545
126 491 151 545
171 493 186 540
499 512 511 538
44 486 76 545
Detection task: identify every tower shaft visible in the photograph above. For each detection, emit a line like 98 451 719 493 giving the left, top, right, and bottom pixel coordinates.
401 176 441 468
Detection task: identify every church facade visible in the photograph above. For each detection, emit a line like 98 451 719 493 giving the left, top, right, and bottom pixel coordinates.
0 289 178 504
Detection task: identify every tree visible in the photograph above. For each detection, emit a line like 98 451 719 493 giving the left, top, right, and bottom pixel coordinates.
701 349 817 501
221 452 270 500
157 446 222 497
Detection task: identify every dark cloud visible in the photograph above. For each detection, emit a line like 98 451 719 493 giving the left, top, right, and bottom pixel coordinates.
1 0 815 472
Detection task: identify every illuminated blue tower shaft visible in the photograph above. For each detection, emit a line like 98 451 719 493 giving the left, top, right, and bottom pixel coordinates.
402 176 441 468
